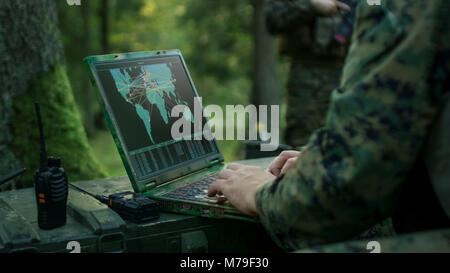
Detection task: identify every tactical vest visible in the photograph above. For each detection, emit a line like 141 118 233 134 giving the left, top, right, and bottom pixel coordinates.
423 90 450 219
280 16 348 65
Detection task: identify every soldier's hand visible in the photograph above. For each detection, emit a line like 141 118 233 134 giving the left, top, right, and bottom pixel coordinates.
311 0 351 16
268 150 301 177
208 164 275 217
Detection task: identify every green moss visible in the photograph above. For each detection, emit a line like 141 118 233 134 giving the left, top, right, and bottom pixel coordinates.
10 62 108 187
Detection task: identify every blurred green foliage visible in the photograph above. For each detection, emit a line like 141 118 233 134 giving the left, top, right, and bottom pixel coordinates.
56 0 287 177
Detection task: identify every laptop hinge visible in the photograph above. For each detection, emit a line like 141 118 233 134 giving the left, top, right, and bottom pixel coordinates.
208 159 222 167
144 182 157 191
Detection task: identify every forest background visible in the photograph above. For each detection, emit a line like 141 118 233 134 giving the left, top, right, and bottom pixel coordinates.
57 0 288 178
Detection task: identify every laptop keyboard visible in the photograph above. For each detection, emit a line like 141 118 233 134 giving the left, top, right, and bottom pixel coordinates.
162 173 226 204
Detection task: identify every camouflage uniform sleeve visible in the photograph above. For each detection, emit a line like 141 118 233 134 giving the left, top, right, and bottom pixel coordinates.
265 0 316 34
256 0 450 251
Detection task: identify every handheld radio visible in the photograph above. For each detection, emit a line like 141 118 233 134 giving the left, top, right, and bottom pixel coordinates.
34 102 68 230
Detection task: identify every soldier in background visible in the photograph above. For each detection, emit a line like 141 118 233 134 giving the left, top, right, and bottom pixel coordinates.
266 0 355 148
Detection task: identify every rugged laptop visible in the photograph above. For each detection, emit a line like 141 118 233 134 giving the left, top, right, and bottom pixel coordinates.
84 50 255 222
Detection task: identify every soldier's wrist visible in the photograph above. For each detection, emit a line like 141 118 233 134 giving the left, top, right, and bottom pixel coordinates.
254 178 276 217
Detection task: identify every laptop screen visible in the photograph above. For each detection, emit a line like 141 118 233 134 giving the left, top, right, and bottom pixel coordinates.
93 55 220 181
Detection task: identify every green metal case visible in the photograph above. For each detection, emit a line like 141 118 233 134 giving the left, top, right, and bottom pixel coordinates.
0 176 281 253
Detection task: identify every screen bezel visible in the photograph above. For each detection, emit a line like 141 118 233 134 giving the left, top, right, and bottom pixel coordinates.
85 50 223 193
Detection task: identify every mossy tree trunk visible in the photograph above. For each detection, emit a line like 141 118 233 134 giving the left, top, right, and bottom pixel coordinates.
0 0 107 191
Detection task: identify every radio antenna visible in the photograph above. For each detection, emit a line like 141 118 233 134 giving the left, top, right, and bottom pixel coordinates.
35 102 48 171
0 168 27 187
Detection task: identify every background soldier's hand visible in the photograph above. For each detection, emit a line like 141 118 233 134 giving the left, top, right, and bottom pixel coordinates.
268 150 301 176
311 0 351 16
208 164 275 217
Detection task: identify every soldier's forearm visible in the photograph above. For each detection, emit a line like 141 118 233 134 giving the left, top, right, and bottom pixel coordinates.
265 0 316 35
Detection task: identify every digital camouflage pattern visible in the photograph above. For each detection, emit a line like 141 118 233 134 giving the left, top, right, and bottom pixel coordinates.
266 0 349 148
297 228 450 253
256 0 450 251
265 0 349 59
285 63 342 147
355 217 396 240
